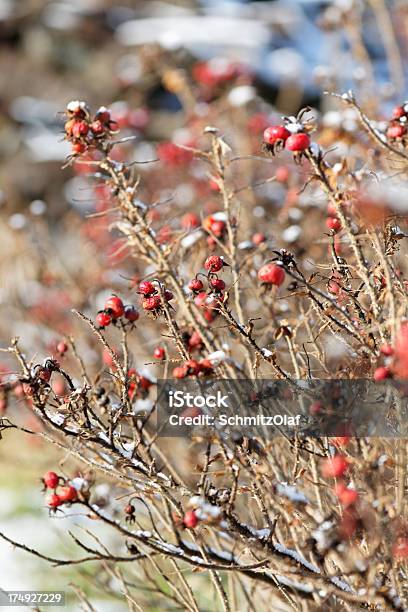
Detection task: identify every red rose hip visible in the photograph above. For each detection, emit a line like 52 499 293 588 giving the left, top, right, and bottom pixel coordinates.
154 347 165 360
142 295 161 311
258 263 285 286
285 133 311 152
124 305 139 322
104 295 124 319
263 125 290 145
183 510 199 529
321 455 349 478
96 312 111 328
47 493 63 508
58 485 78 503
43 471 59 489
204 255 224 272
138 281 155 296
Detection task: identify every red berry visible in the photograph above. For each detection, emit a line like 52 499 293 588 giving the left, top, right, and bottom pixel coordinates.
204 255 224 272
275 165 290 182
142 295 161 311
188 278 204 292
334 483 359 507
72 121 89 139
189 331 202 349
210 220 226 237
374 366 391 381
173 365 188 379
252 232 265 245
393 106 405 119
258 263 285 286
380 343 394 357
204 310 215 322
164 289 174 302
181 212 200 230
387 124 406 139
96 312 112 328
326 217 342 233
183 510 199 529
321 455 349 478
124 305 139 322
58 485 77 503
56 341 68 355
47 493 62 508
210 278 226 292
138 281 155 296
104 295 124 319
72 142 86 154
124 503 134 515
43 471 59 489
154 347 165 360
263 125 290 145
285 133 311 152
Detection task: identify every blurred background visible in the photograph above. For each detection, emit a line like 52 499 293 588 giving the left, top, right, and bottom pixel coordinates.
0 0 407 609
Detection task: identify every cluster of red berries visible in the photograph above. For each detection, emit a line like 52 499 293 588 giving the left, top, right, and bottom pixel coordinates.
42 471 78 512
188 274 225 295
173 358 214 379
96 295 139 329
127 368 153 400
386 103 408 141
321 455 359 508
373 323 408 380
263 124 311 157
136 280 174 316
188 255 228 322
64 101 118 155
258 262 285 287
320 453 360 539
202 214 227 249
